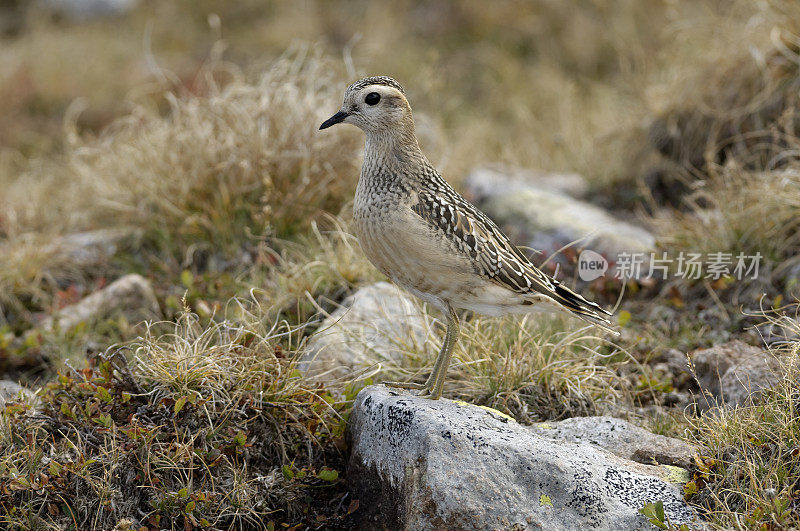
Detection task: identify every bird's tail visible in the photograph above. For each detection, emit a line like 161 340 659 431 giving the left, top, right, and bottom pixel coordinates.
548 282 619 336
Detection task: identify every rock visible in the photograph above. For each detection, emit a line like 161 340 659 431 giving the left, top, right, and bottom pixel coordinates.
463 167 655 260
39 274 160 331
301 283 433 381
465 165 589 199
38 0 139 20
348 386 700 530
45 228 136 270
690 340 781 411
529 416 696 468
0 380 36 407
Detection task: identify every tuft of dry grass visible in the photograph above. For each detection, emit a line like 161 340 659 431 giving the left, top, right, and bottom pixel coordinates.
452 314 627 422
658 167 800 269
0 48 361 321
0 302 352 529
255 216 383 325
685 309 800 529
369 309 627 423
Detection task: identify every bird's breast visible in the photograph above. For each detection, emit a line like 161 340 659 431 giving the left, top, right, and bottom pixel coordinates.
353 199 485 304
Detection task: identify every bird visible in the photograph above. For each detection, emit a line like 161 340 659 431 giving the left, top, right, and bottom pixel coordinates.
319 76 616 399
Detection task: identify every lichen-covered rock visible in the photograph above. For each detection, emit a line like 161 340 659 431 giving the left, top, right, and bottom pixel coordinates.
301 283 433 381
463 166 654 259
39 273 160 331
690 340 781 411
529 416 696 468
348 386 700 530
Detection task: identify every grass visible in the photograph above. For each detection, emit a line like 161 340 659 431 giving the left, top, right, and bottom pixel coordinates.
360 308 627 423
684 310 800 529
0 304 352 530
255 217 383 326
0 47 362 325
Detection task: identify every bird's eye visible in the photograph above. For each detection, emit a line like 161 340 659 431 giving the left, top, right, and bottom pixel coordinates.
365 92 381 105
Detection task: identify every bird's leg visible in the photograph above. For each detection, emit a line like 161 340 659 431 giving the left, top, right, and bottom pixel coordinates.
418 306 459 400
383 305 459 397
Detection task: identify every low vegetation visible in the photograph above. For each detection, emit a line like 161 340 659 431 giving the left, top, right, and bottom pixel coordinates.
1 306 353 529
686 312 800 528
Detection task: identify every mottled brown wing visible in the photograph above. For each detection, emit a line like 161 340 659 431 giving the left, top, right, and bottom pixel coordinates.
412 187 614 328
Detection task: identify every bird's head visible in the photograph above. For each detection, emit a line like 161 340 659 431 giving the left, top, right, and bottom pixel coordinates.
319 76 413 136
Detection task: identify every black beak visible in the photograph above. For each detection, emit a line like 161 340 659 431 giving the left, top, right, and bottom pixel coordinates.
319 111 349 130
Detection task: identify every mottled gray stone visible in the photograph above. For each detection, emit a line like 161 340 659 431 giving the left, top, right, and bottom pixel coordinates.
691 340 781 411
348 386 700 530
529 416 696 468
301 283 433 381
39 274 160 331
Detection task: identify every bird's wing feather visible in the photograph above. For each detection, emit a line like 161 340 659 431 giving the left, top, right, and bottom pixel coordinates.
412 185 616 332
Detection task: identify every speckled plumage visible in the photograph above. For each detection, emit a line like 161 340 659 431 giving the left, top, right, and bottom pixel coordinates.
321 76 615 398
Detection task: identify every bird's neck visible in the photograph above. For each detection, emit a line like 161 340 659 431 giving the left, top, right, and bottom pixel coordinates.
362 126 427 180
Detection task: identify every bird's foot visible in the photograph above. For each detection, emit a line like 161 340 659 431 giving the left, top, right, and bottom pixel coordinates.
416 386 443 400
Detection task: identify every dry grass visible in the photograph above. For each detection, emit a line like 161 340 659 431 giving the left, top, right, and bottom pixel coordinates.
452 314 627 422
648 19 800 313
0 302 351 529
0 48 361 322
658 167 800 269
365 308 627 423
1 1 800 527
255 216 383 326
685 309 800 529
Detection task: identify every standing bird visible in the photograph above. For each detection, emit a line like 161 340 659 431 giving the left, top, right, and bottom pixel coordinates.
319 76 616 399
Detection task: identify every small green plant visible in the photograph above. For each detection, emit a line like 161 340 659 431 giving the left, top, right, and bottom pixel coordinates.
639 500 691 530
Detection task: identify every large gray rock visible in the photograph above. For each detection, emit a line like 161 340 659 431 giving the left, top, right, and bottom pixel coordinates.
301 283 433 381
691 340 781 411
348 386 700 530
464 166 654 259
529 416 696 468
39 274 160 331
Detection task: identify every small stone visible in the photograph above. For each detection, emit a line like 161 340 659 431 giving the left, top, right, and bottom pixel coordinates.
39 0 139 20
0 380 36 407
44 228 136 270
300 282 433 381
39 273 160 332
690 340 781 411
